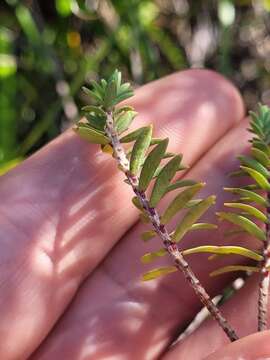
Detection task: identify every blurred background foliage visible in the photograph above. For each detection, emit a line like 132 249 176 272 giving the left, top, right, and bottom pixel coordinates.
0 0 270 173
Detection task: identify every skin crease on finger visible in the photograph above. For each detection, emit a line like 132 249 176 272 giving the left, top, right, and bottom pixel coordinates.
0 70 244 360
29 120 254 360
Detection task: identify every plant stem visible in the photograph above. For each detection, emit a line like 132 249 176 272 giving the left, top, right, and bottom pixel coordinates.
105 111 239 342
258 192 270 331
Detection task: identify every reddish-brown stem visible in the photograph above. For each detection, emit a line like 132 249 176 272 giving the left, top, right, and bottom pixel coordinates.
105 111 238 342
258 192 270 331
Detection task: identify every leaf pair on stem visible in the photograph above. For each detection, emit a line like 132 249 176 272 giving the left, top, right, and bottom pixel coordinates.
74 70 270 341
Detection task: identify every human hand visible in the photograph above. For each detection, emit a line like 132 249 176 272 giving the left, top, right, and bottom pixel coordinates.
0 69 268 359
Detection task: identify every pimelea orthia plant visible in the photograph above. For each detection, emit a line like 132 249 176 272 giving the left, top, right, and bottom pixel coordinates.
74 70 239 341
73 70 270 343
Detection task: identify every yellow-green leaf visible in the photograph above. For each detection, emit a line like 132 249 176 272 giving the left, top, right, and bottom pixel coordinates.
115 106 134 115
132 196 143 210
101 144 113 154
190 223 218 231
130 126 152 175
240 166 270 190
210 265 260 277
73 124 109 145
142 266 177 281
141 248 167 263
224 229 246 237
160 183 205 225
172 195 216 242
224 202 267 223
182 245 263 261
149 155 181 207
141 230 157 241
217 212 266 241
140 212 150 223
224 187 268 206
138 138 169 191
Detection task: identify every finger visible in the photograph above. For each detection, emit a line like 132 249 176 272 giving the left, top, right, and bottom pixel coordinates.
31 119 255 360
206 331 270 360
0 70 244 359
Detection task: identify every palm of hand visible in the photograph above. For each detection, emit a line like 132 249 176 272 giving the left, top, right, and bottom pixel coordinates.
0 70 269 360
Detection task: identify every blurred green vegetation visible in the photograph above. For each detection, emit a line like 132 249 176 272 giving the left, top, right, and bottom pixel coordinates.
0 0 270 172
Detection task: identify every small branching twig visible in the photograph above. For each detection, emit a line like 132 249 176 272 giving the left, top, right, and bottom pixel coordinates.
215 105 270 331
74 70 238 341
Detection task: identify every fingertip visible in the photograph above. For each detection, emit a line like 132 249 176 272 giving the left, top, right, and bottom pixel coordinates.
129 69 245 166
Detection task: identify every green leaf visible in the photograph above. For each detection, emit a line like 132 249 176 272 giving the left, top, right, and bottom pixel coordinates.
114 91 134 104
217 212 266 241
172 196 216 242
130 126 152 175
224 202 268 223
85 114 106 132
165 179 197 193
91 80 104 98
149 155 181 207
115 111 137 134
150 138 163 145
104 79 117 109
240 166 270 190
237 155 269 178
142 266 177 281
160 183 205 225
82 86 92 96
81 105 106 117
138 138 169 191
210 265 260 277
163 152 175 159
253 140 270 157
251 147 270 168
224 187 268 206
120 127 146 143
229 170 246 178
141 248 167 263
182 245 263 261
141 230 157 241
73 124 109 145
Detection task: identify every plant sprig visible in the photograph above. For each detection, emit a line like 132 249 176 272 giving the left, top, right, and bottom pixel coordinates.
214 104 270 331
74 70 238 341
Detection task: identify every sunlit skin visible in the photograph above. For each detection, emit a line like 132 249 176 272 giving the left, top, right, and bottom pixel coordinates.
0 69 269 359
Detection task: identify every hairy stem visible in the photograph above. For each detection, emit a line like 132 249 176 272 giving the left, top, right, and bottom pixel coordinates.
258 192 270 331
105 111 238 342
